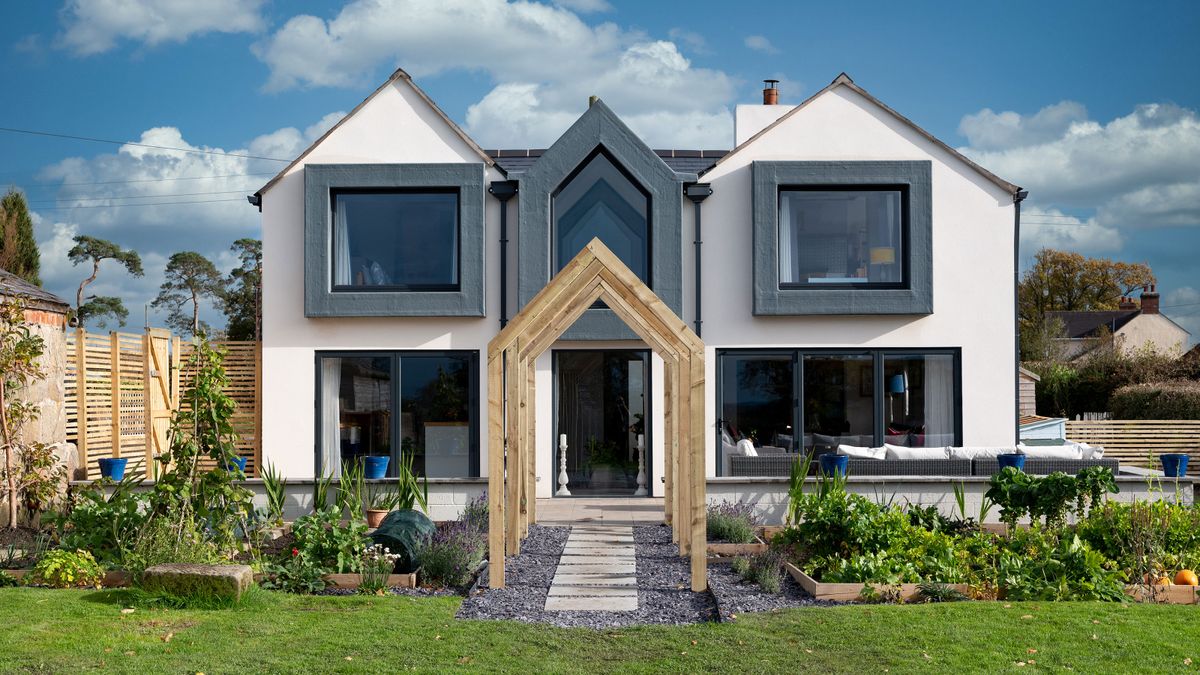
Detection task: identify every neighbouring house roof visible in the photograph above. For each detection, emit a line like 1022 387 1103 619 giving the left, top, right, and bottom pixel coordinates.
487 148 727 177
1045 310 1141 339
1019 414 1055 427
255 68 495 198
0 268 69 313
705 73 1022 195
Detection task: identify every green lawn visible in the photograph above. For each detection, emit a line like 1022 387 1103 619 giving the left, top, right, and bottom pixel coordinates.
0 588 1195 673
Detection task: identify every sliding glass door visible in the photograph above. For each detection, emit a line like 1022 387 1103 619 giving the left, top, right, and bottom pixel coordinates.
317 351 478 478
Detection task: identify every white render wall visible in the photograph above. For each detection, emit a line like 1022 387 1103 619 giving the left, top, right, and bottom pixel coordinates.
260 79 506 478
696 86 1018 475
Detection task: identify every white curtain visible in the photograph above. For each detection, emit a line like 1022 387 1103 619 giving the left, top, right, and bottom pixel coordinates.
924 355 954 443
333 202 352 286
320 358 342 477
778 194 793 283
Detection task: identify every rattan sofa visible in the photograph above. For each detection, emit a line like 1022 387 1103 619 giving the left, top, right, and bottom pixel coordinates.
725 453 1119 478
971 457 1120 476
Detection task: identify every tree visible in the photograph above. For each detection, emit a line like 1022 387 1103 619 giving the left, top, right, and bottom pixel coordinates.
152 251 224 337
0 189 41 286
221 238 261 341
1018 248 1155 358
67 235 143 329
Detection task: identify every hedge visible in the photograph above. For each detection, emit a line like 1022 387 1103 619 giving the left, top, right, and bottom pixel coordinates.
1109 381 1200 420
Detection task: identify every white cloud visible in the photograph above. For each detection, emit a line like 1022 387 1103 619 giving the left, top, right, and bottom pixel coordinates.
553 0 612 12
31 113 341 329
960 102 1200 209
1163 286 1200 347
253 0 741 147
667 27 707 54
1020 205 1124 255
57 0 267 56
743 35 779 54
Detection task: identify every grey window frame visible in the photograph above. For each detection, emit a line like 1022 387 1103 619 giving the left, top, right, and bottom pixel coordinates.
305 163 486 317
714 347 962 476
752 161 932 315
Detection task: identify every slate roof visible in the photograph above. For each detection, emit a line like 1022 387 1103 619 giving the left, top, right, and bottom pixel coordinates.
486 149 727 177
1046 310 1141 339
0 268 69 312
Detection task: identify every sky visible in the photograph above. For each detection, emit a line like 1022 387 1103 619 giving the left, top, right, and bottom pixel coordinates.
1 0 1198 342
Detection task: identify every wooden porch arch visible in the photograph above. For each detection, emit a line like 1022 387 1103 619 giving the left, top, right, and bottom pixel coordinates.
487 238 707 592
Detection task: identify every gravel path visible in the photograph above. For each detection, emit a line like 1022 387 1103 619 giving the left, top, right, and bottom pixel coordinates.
707 564 833 619
457 524 716 628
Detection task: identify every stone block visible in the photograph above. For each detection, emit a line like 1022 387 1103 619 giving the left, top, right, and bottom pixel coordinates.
141 563 254 601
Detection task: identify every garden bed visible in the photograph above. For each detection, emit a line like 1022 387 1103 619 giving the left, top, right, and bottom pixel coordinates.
5 569 131 587
783 562 970 603
322 572 418 589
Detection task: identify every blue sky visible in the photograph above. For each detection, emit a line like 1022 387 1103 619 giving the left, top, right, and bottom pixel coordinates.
2 0 1199 341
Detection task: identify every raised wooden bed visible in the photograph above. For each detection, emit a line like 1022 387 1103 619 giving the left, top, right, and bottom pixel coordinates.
707 534 767 564
322 572 417 589
5 569 131 587
1125 584 1198 605
784 563 971 603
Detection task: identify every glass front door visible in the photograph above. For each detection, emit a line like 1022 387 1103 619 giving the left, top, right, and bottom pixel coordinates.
554 350 649 496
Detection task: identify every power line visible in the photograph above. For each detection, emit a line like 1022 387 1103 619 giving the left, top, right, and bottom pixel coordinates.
20 171 276 189
0 126 293 163
32 197 248 211
26 189 255 205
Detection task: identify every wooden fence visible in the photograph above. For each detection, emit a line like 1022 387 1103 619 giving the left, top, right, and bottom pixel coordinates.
66 329 262 479
1066 420 1200 475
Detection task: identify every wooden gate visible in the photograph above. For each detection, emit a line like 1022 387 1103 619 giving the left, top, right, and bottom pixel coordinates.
143 328 174 476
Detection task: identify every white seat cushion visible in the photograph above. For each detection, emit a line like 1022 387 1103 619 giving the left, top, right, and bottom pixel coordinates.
736 439 758 457
884 444 950 460
1018 443 1083 460
948 446 1018 460
837 444 886 460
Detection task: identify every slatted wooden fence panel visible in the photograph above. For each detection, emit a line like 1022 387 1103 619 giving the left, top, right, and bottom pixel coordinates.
66 329 261 479
1066 420 1200 475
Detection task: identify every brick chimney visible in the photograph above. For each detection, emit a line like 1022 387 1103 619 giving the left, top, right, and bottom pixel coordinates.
1118 295 1137 310
762 79 779 105
1139 284 1160 314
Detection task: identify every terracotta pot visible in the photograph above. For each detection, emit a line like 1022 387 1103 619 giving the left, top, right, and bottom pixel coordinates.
366 509 390 528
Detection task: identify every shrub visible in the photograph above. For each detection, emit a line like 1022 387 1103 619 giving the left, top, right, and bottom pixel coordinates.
292 504 368 574
27 549 104 588
1110 381 1200 420
734 549 784 594
707 501 760 544
460 493 488 534
123 517 224 577
418 522 485 589
52 476 149 568
998 529 1125 601
1076 500 1200 581
0 570 17 587
260 547 327 594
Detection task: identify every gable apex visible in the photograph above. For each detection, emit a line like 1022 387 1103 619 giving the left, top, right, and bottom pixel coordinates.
254 68 493 199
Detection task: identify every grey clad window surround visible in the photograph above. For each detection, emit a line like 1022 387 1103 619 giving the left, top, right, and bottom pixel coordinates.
554 149 650 284
518 100 688 340
753 161 932 314
305 164 485 317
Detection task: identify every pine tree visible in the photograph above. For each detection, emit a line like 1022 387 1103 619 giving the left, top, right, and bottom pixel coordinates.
0 189 41 286
153 251 225 337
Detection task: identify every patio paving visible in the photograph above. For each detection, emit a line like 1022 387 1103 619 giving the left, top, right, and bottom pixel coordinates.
536 497 665 527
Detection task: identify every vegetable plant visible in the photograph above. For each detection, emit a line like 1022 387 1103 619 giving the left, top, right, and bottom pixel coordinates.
27 549 105 589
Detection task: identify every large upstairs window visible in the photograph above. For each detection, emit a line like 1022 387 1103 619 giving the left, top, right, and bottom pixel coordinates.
332 189 459 291
553 148 651 284
779 187 906 288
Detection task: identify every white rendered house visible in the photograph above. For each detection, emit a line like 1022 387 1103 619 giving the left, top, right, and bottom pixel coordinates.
253 70 1025 514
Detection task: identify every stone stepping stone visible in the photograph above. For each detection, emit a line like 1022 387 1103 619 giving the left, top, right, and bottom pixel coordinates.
545 595 638 612
553 563 636 574
546 585 638 597
552 573 636 587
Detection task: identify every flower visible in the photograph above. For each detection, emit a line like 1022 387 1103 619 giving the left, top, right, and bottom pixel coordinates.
291 548 299 557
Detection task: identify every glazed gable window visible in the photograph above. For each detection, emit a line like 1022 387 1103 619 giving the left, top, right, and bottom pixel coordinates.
331 189 460 292
779 187 906 288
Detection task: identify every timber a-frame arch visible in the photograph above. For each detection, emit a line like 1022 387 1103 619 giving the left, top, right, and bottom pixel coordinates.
487 238 707 592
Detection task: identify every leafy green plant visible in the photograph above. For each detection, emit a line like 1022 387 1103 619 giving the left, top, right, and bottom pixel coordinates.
0 570 17 587
370 509 435 574
734 549 784 594
0 295 55 528
460 493 488 534
336 460 365 518
998 529 1125 601
366 481 397 512
260 462 287 527
393 453 428 514
52 475 148 568
27 549 104 588
986 466 1118 529
916 582 968 603
259 547 327 594
123 517 223 577
291 504 367 574
313 469 333 514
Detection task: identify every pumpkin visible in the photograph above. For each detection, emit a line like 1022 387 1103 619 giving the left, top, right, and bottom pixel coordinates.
1175 569 1199 586
1154 575 1173 586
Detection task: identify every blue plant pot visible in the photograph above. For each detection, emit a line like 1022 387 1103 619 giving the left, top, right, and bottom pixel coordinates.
819 453 849 477
997 453 1026 471
98 457 127 481
225 456 248 474
363 455 390 480
1161 453 1190 478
